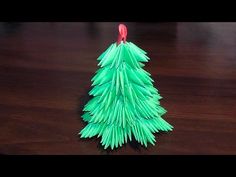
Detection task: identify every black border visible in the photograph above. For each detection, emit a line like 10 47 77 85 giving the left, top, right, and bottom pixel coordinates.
0 155 235 173
1 2 236 21
1 1 235 174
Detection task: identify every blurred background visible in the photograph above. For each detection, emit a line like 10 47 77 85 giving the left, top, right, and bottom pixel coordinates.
0 22 235 154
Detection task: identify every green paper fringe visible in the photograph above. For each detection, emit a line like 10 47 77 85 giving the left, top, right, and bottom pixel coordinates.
79 41 173 149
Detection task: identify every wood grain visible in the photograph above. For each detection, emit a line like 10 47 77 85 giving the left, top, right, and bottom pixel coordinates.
0 22 235 154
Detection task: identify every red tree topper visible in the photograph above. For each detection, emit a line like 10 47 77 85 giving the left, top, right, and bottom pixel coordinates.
117 24 128 45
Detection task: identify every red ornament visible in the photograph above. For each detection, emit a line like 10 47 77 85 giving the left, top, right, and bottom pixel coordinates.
117 24 128 45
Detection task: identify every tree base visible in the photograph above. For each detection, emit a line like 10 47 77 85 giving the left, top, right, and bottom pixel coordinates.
79 116 173 150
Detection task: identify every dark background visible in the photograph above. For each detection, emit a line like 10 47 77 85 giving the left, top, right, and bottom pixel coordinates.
0 22 235 155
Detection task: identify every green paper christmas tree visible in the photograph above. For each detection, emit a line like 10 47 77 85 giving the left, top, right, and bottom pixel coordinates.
79 24 173 149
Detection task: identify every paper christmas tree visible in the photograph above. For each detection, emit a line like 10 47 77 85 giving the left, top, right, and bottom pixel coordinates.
79 24 173 149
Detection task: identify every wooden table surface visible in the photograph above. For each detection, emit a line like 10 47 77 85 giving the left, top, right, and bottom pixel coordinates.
0 22 235 155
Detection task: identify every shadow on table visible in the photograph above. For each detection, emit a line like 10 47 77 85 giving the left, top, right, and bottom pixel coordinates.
96 137 144 154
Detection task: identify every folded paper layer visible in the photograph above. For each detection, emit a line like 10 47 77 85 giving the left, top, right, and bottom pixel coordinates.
79 41 173 149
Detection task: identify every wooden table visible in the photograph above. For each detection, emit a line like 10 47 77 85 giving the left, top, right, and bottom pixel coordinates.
0 22 235 155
